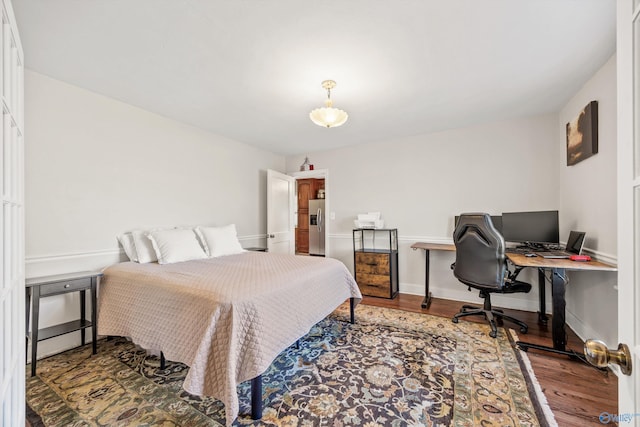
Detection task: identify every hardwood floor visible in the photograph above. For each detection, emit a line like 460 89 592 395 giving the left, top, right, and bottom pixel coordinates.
360 294 618 427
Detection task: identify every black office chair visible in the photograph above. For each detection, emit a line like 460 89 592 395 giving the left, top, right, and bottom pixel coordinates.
451 213 531 338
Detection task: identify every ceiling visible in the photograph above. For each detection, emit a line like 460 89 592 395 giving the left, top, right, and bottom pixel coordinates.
14 0 616 156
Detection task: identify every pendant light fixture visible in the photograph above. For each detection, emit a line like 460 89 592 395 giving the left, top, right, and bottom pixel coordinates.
309 80 348 128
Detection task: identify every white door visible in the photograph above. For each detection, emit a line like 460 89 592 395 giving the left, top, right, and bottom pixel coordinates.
0 0 25 424
615 0 639 420
266 169 295 254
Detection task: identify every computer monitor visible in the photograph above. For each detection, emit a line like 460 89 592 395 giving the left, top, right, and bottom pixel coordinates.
454 215 502 234
501 210 559 245
566 231 586 255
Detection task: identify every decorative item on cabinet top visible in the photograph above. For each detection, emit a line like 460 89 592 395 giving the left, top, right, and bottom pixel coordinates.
300 156 314 171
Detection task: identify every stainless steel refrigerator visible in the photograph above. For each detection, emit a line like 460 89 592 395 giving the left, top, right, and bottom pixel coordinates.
308 199 325 256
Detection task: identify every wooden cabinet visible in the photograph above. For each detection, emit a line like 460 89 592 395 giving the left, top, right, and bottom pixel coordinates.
353 229 398 299
295 178 324 254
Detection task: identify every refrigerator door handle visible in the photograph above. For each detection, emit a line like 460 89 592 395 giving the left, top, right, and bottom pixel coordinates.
317 208 322 232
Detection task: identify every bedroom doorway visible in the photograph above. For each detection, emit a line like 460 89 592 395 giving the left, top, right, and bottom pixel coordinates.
294 177 325 256
291 170 329 257
266 169 330 258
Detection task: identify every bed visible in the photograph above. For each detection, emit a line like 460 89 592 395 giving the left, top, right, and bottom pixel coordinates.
97 251 362 425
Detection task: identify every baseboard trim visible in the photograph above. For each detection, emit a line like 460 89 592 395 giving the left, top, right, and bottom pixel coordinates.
564 310 601 346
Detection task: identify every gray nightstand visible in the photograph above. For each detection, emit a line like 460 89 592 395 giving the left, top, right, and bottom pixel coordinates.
26 271 103 376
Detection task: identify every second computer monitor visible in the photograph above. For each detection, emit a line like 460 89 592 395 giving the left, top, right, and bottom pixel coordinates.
501 210 559 245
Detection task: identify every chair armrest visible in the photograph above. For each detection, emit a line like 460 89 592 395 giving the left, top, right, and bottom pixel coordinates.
508 266 525 281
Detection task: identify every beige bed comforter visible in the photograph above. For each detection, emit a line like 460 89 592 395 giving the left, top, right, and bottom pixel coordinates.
97 251 361 425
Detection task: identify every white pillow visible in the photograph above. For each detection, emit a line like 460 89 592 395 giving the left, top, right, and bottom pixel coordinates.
131 229 161 263
147 228 208 264
117 232 138 262
195 224 245 257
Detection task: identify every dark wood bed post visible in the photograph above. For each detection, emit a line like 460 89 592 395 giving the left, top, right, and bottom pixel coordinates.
250 298 359 421
160 349 263 420
251 375 263 419
350 297 355 324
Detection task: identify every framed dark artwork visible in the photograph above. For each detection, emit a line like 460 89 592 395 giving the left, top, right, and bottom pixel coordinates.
566 100 598 166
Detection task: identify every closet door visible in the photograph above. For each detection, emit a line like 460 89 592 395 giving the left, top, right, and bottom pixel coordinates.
0 0 24 424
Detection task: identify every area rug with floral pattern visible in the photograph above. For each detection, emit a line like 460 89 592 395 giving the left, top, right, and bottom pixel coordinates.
26 304 555 426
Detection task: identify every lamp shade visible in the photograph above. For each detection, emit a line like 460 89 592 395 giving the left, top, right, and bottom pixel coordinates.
309 106 349 128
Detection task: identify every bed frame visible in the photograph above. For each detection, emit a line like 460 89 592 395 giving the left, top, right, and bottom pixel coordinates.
158 297 356 420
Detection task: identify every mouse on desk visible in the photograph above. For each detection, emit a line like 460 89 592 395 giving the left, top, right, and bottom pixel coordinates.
525 253 537 257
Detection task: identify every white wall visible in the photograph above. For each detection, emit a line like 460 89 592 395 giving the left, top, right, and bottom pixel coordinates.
287 114 560 312
558 54 618 346
286 56 619 348
25 70 284 359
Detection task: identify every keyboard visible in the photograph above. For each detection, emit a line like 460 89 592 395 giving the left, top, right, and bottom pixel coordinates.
506 245 563 254
507 247 545 254
506 247 531 254
536 251 572 259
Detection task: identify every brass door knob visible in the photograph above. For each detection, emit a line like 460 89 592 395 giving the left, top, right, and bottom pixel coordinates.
584 339 632 375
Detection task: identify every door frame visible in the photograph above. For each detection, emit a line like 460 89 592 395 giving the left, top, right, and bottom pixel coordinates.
615 0 638 417
290 169 330 258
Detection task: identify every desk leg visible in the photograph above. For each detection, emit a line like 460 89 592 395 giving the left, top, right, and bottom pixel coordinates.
421 249 432 309
31 286 40 377
91 278 98 355
538 268 548 324
551 268 567 351
516 267 583 359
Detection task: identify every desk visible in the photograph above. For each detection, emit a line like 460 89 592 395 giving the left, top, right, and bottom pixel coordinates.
411 242 455 308
505 253 617 356
411 241 617 356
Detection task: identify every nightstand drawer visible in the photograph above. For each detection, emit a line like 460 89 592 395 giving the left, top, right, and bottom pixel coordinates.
357 273 392 298
39 278 91 297
358 279 391 298
355 252 390 275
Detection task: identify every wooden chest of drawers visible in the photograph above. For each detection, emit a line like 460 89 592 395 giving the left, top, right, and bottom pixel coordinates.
353 228 399 299
354 250 399 298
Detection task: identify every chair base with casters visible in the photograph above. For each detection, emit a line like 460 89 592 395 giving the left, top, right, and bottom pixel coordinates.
452 286 530 338
451 213 533 339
